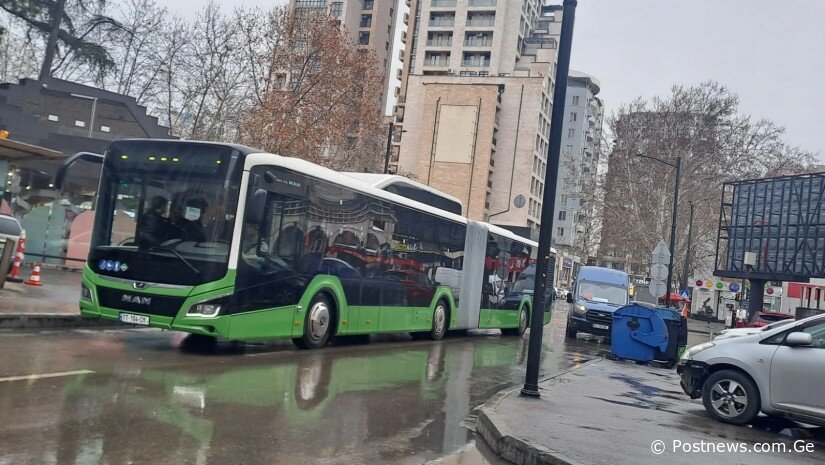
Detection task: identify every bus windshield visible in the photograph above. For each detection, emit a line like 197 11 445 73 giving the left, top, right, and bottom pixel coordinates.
89 141 241 285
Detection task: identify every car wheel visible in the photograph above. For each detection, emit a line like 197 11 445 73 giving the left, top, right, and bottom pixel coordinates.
565 319 577 339
293 294 334 350
702 369 760 425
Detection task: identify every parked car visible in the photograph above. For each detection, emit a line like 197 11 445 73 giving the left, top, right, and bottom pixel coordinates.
565 266 630 340
748 311 795 328
714 318 795 340
0 214 22 273
678 314 825 426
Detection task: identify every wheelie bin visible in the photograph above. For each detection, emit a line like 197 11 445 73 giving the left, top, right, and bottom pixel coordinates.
611 303 670 363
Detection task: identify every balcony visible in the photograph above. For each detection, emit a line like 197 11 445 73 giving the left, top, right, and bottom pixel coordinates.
464 37 493 47
468 0 497 6
428 18 455 27
466 13 495 27
431 0 457 7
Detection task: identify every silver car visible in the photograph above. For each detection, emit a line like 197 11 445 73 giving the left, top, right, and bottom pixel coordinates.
678 314 825 426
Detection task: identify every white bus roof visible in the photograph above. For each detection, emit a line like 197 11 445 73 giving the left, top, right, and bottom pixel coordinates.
343 173 464 208
244 152 545 250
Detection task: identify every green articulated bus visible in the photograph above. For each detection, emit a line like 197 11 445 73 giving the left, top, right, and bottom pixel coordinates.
63 139 556 349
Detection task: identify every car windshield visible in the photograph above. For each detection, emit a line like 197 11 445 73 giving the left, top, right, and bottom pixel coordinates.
578 281 627 305
89 141 241 285
0 217 21 236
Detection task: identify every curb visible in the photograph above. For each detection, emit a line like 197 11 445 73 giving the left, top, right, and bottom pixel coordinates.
475 359 601 465
0 314 119 329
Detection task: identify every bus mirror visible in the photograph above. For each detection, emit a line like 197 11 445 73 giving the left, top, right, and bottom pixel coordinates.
264 170 278 183
245 189 267 224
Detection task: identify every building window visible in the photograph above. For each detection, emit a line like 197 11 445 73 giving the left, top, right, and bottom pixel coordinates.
572 96 579 106
385 41 390 50
330 2 343 16
360 14 372 28
359 31 370 45
557 227 565 237
362 0 373 10
558 211 566 221
390 7 393 17
569 112 577 122
568 128 575 138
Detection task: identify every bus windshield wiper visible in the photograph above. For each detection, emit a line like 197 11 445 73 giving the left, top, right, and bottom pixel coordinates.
147 246 201 275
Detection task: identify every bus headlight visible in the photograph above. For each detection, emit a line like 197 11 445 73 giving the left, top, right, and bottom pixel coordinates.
81 283 93 302
187 303 223 317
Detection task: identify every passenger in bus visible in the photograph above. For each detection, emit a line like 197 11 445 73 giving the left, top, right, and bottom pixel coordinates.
138 196 170 246
180 198 209 242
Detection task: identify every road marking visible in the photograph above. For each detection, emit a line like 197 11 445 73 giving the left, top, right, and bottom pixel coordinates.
0 369 94 383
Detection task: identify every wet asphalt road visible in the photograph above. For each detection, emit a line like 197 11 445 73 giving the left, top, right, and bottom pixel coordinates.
0 306 718 465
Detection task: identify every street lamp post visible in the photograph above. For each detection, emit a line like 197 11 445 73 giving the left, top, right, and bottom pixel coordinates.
384 122 394 174
680 201 695 292
520 0 577 399
636 153 681 308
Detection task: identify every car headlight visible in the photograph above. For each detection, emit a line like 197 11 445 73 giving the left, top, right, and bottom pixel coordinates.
573 304 587 316
81 282 93 302
681 341 715 360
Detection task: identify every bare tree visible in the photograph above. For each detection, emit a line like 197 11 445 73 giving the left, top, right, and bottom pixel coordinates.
239 6 385 172
599 81 817 283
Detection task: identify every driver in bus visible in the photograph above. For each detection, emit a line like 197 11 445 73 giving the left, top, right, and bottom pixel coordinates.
138 196 170 246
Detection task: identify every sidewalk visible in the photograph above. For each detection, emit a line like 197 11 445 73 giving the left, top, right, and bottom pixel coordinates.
0 266 112 328
476 358 824 465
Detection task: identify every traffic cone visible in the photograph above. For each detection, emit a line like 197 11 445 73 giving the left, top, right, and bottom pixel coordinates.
25 262 43 286
6 232 25 283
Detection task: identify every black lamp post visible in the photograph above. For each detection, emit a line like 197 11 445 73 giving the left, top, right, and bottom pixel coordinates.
520 0 578 399
636 153 681 308
680 201 695 292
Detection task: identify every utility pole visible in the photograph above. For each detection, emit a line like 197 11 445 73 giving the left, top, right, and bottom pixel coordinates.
665 156 681 307
39 0 68 81
680 201 694 292
521 0 577 399
384 122 394 174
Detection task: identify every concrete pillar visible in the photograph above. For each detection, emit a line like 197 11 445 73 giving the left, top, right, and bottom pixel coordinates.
747 279 766 322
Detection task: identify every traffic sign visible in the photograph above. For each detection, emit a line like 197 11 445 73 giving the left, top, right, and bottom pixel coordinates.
650 264 668 281
649 280 666 298
651 240 671 264
680 290 690 300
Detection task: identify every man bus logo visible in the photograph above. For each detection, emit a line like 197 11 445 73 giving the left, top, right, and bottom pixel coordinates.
122 294 152 305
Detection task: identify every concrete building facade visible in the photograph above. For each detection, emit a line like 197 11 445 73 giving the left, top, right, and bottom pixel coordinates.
552 71 604 285
289 0 399 111
394 0 562 231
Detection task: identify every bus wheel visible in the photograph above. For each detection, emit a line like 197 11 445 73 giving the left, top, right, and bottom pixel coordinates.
503 307 528 336
293 294 334 350
428 301 448 341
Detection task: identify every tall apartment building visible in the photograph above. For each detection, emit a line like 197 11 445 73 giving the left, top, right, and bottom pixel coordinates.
552 71 604 285
289 0 399 111
393 0 563 233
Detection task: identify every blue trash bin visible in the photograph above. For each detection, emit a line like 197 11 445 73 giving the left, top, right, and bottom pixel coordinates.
611 303 670 363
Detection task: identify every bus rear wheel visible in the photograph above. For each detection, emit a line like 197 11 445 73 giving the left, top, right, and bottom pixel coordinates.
428 301 448 341
293 294 335 350
503 307 528 336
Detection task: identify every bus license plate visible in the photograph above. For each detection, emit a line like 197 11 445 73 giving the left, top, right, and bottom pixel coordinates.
120 313 149 326
593 324 609 330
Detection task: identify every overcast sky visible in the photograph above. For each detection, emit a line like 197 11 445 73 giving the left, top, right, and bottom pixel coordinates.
169 0 824 159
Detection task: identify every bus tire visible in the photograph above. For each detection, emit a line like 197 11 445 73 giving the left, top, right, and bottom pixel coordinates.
503 307 528 336
428 300 449 341
293 294 335 350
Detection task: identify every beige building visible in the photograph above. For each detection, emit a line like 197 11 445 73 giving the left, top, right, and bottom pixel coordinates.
393 0 562 230
289 0 399 110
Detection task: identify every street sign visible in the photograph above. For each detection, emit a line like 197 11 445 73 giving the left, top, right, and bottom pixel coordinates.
649 280 666 298
680 290 690 300
651 240 671 264
650 264 668 281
